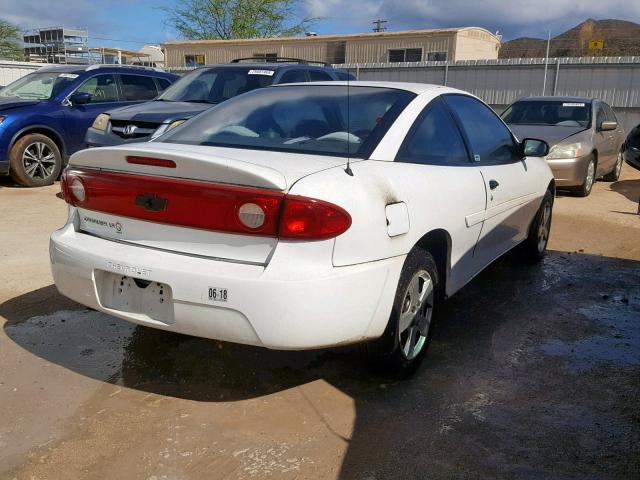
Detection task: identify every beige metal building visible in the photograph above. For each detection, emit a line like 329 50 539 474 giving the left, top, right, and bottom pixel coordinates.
163 27 501 68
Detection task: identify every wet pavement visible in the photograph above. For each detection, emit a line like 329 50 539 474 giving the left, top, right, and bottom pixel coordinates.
1 170 639 479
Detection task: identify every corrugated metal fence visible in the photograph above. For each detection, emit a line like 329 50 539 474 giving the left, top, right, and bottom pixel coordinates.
337 56 640 130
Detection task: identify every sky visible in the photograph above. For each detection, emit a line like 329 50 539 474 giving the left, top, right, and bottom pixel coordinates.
1 0 640 51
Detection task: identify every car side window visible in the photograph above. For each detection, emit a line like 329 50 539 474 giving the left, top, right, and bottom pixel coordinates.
75 74 118 103
308 70 333 81
443 94 519 164
120 74 158 101
595 104 606 130
396 96 470 166
156 78 171 92
279 70 308 84
603 103 617 123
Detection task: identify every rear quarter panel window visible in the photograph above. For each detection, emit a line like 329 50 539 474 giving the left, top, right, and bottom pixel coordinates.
396 96 469 165
444 94 519 164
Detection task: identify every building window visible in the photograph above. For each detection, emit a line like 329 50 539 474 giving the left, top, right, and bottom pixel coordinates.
327 41 346 64
427 51 448 61
388 48 423 63
253 53 278 61
185 54 205 67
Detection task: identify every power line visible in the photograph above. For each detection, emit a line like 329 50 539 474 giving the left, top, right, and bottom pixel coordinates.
87 35 162 45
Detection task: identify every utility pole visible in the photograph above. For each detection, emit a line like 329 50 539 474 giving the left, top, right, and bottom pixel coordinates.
542 30 551 95
373 19 388 33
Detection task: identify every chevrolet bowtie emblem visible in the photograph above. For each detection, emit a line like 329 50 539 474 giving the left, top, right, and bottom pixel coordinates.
135 193 168 212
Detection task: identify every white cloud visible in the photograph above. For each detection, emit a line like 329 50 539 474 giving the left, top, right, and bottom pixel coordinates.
304 0 640 38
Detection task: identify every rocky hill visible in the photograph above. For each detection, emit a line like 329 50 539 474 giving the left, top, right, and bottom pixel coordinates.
499 19 640 58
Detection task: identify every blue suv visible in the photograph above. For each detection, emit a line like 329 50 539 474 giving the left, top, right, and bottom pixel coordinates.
0 64 178 187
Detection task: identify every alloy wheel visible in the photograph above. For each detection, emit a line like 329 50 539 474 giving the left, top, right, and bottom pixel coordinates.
615 153 623 178
398 270 434 360
22 142 57 180
537 202 552 253
585 159 595 192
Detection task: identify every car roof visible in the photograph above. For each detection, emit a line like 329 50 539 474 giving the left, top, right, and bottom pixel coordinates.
519 96 594 103
37 64 174 76
37 65 87 74
271 80 448 94
194 63 341 71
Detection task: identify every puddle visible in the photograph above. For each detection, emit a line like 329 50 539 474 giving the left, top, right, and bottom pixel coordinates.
541 296 640 373
5 309 134 381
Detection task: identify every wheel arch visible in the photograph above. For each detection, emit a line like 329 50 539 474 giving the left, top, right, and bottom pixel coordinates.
10 125 67 158
413 228 452 298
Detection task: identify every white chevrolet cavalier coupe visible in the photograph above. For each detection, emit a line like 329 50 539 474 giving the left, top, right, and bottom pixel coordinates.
51 82 554 375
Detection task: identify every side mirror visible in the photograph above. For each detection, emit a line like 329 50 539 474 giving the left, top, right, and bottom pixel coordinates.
521 138 549 157
600 120 617 131
69 92 92 105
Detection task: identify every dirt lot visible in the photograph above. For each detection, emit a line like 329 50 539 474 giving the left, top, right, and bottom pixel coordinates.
0 167 638 480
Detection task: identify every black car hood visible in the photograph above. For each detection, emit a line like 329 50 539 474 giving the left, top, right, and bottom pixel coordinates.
0 96 40 112
106 100 212 123
509 124 587 146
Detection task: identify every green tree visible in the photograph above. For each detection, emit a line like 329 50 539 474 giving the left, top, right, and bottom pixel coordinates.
0 19 23 61
165 0 314 40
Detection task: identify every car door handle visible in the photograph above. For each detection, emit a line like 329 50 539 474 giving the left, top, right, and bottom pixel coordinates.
489 180 500 190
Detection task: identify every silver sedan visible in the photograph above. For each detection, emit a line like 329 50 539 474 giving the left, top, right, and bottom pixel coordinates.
502 96 625 196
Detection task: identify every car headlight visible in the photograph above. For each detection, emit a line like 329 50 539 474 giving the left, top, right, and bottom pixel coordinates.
546 142 585 160
150 119 187 140
91 113 110 131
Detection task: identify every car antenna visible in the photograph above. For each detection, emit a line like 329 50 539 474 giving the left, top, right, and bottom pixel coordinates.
344 74 354 176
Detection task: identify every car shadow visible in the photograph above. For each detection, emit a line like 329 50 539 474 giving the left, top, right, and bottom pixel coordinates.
610 179 640 203
2 251 639 478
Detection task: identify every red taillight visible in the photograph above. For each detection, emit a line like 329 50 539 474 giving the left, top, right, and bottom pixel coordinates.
279 196 352 240
126 156 176 168
63 169 351 240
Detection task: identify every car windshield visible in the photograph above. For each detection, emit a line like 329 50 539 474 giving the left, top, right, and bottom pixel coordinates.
0 71 79 100
158 67 276 104
502 100 592 128
160 85 415 158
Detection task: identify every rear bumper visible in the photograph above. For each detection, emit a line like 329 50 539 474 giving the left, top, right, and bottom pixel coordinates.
546 154 591 187
50 223 402 350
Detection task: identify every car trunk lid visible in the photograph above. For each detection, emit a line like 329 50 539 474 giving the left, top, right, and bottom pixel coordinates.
66 143 349 264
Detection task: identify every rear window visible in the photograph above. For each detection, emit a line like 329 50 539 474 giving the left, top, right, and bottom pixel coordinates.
158 67 275 104
502 100 592 128
160 85 415 158
335 71 356 81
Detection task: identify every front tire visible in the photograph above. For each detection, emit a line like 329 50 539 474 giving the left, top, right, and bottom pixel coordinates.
9 134 62 187
519 189 553 264
369 249 439 377
602 150 623 182
572 155 596 197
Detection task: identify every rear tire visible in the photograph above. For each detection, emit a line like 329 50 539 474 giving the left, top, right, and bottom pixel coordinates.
602 150 623 182
572 155 596 197
519 189 553 264
368 248 440 378
9 133 62 187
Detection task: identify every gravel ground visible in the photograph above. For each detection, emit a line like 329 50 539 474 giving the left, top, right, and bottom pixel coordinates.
0 167 638 480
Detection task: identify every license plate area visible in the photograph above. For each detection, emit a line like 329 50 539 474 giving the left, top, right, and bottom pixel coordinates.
96 270 174 324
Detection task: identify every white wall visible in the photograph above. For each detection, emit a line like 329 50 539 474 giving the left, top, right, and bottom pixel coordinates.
0 61 46 87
